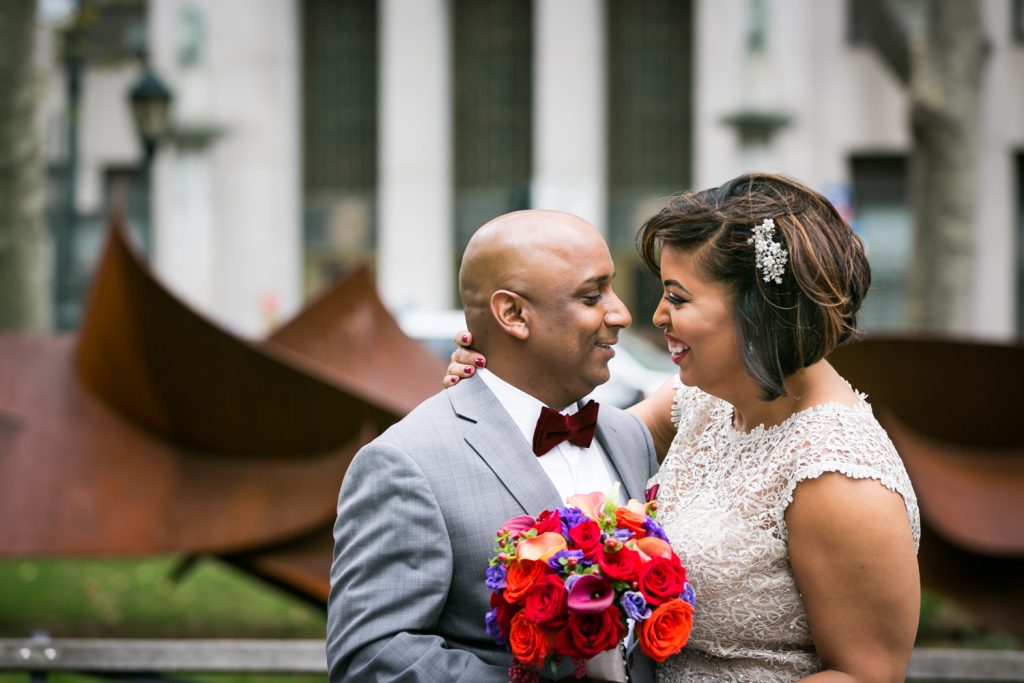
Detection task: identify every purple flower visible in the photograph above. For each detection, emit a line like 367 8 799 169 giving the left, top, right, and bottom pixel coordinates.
484 608 504 644
612 528 632 543
485 564 507 591
642 517 669 542
620 591 651 621
556 506 589 535
680 581 696 607
546 548 586 573
564 574 582 592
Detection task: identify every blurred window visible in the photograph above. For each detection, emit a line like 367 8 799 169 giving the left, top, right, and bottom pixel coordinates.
48 1 147 330
301 0 378 294
452 0 533 276
606 0 694 327
850 155 911 331
1017 153 1024 337
846 0 869 45
1015 0 1024 42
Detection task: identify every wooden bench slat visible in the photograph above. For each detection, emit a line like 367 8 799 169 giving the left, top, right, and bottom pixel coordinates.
0 638 327 673
907 647 1024 681
2 639 1023 680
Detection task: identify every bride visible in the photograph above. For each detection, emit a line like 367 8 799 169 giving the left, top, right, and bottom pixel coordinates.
447 173 921 682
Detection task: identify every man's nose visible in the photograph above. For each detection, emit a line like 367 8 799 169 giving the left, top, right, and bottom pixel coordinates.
605 292 632 328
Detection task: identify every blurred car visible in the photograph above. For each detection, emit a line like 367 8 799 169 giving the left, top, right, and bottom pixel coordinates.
396 309 676 408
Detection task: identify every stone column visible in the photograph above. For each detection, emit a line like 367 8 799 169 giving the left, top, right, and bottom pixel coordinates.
378 0 454 311
151 0 302 337
531 0 607 233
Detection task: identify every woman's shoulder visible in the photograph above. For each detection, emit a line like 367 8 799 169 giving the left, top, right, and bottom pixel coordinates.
784 390 887 450
774 392 906 477
775 393 920 546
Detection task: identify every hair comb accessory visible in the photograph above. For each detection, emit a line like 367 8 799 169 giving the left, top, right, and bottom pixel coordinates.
747 218 787 284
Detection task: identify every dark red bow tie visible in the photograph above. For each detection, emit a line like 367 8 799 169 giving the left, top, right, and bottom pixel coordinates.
532 401 600 456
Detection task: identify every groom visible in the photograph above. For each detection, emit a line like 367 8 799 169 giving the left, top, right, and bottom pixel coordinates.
326 210 659 682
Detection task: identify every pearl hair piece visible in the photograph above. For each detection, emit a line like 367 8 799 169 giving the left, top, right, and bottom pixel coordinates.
747 218 787 284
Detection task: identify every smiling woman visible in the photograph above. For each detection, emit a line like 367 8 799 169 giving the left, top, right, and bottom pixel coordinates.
632 173 919 683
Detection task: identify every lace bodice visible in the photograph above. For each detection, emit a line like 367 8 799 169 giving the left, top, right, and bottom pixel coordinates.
653 379 920 683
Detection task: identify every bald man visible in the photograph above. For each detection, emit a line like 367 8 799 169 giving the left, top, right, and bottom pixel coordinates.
326 211 659 682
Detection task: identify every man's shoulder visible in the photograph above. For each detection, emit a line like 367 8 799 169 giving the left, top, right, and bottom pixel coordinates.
376 389 458 443
599 402 648 436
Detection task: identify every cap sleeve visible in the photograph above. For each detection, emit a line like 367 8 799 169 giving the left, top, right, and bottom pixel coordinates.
774 405 921 550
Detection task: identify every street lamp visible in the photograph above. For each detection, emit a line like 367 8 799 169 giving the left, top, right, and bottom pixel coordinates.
55 11 85 331
128 63 172 258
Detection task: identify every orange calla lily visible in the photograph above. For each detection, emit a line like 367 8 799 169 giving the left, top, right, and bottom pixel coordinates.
517 532 567 562
565 491 606 520
637 536 674 560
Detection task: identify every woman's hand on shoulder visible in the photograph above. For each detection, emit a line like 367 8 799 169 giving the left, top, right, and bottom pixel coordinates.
442 330 486 387
787 472 919 682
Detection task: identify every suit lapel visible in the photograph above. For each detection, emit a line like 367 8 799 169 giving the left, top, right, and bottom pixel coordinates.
448 377 563 515
595 417 646 503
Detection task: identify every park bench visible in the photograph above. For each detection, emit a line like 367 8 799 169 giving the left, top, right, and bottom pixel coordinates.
0 637 1023 681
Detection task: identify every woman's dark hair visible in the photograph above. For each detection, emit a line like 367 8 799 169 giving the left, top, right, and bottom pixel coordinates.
637 173 871 401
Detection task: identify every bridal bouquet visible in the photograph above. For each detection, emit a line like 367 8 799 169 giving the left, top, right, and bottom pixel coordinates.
484 484 694 682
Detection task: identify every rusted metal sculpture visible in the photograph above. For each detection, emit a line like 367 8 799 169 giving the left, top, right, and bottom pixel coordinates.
830 337 1024 638
0 217 443 570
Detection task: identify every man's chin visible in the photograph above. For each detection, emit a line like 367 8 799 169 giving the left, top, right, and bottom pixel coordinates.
585 372 612 393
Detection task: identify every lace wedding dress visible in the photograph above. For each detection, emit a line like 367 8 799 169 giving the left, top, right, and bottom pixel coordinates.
653 379 920 682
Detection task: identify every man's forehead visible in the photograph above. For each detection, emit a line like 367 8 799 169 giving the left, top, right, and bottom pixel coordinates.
578 271 613 286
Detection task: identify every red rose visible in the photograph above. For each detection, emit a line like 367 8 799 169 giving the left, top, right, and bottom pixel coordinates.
639 598 693 662
615 508 647 538
534 509 562 535
505 559 548 603
509 611 552 669
569 519 602 557
523 574 568 626
596 544 641 582
491 591 518 639
555 605 626 659
638 556 688 606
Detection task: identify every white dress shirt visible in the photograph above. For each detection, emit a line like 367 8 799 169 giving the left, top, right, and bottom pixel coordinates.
477 369 625 505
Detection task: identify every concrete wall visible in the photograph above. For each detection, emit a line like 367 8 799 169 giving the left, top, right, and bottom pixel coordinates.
39 0 1024 339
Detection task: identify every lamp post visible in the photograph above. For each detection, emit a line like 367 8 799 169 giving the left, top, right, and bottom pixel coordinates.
55 8 84 331
128 62 172 259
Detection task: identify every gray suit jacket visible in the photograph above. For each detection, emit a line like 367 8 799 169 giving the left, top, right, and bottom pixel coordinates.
326 375 659 682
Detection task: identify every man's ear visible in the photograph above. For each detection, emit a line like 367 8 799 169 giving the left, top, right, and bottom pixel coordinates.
490 290 530 341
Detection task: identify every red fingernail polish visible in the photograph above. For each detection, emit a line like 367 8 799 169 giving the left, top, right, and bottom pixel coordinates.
450 376 459 384
475 357 486 367
461 334 469 343
464 366 474 374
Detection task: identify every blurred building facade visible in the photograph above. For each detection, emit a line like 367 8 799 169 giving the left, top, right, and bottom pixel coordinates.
38 0 1024 339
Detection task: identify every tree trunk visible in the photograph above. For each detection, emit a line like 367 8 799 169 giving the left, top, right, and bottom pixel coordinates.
860 0 987 334
0 0 48 331
905 0 986 333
